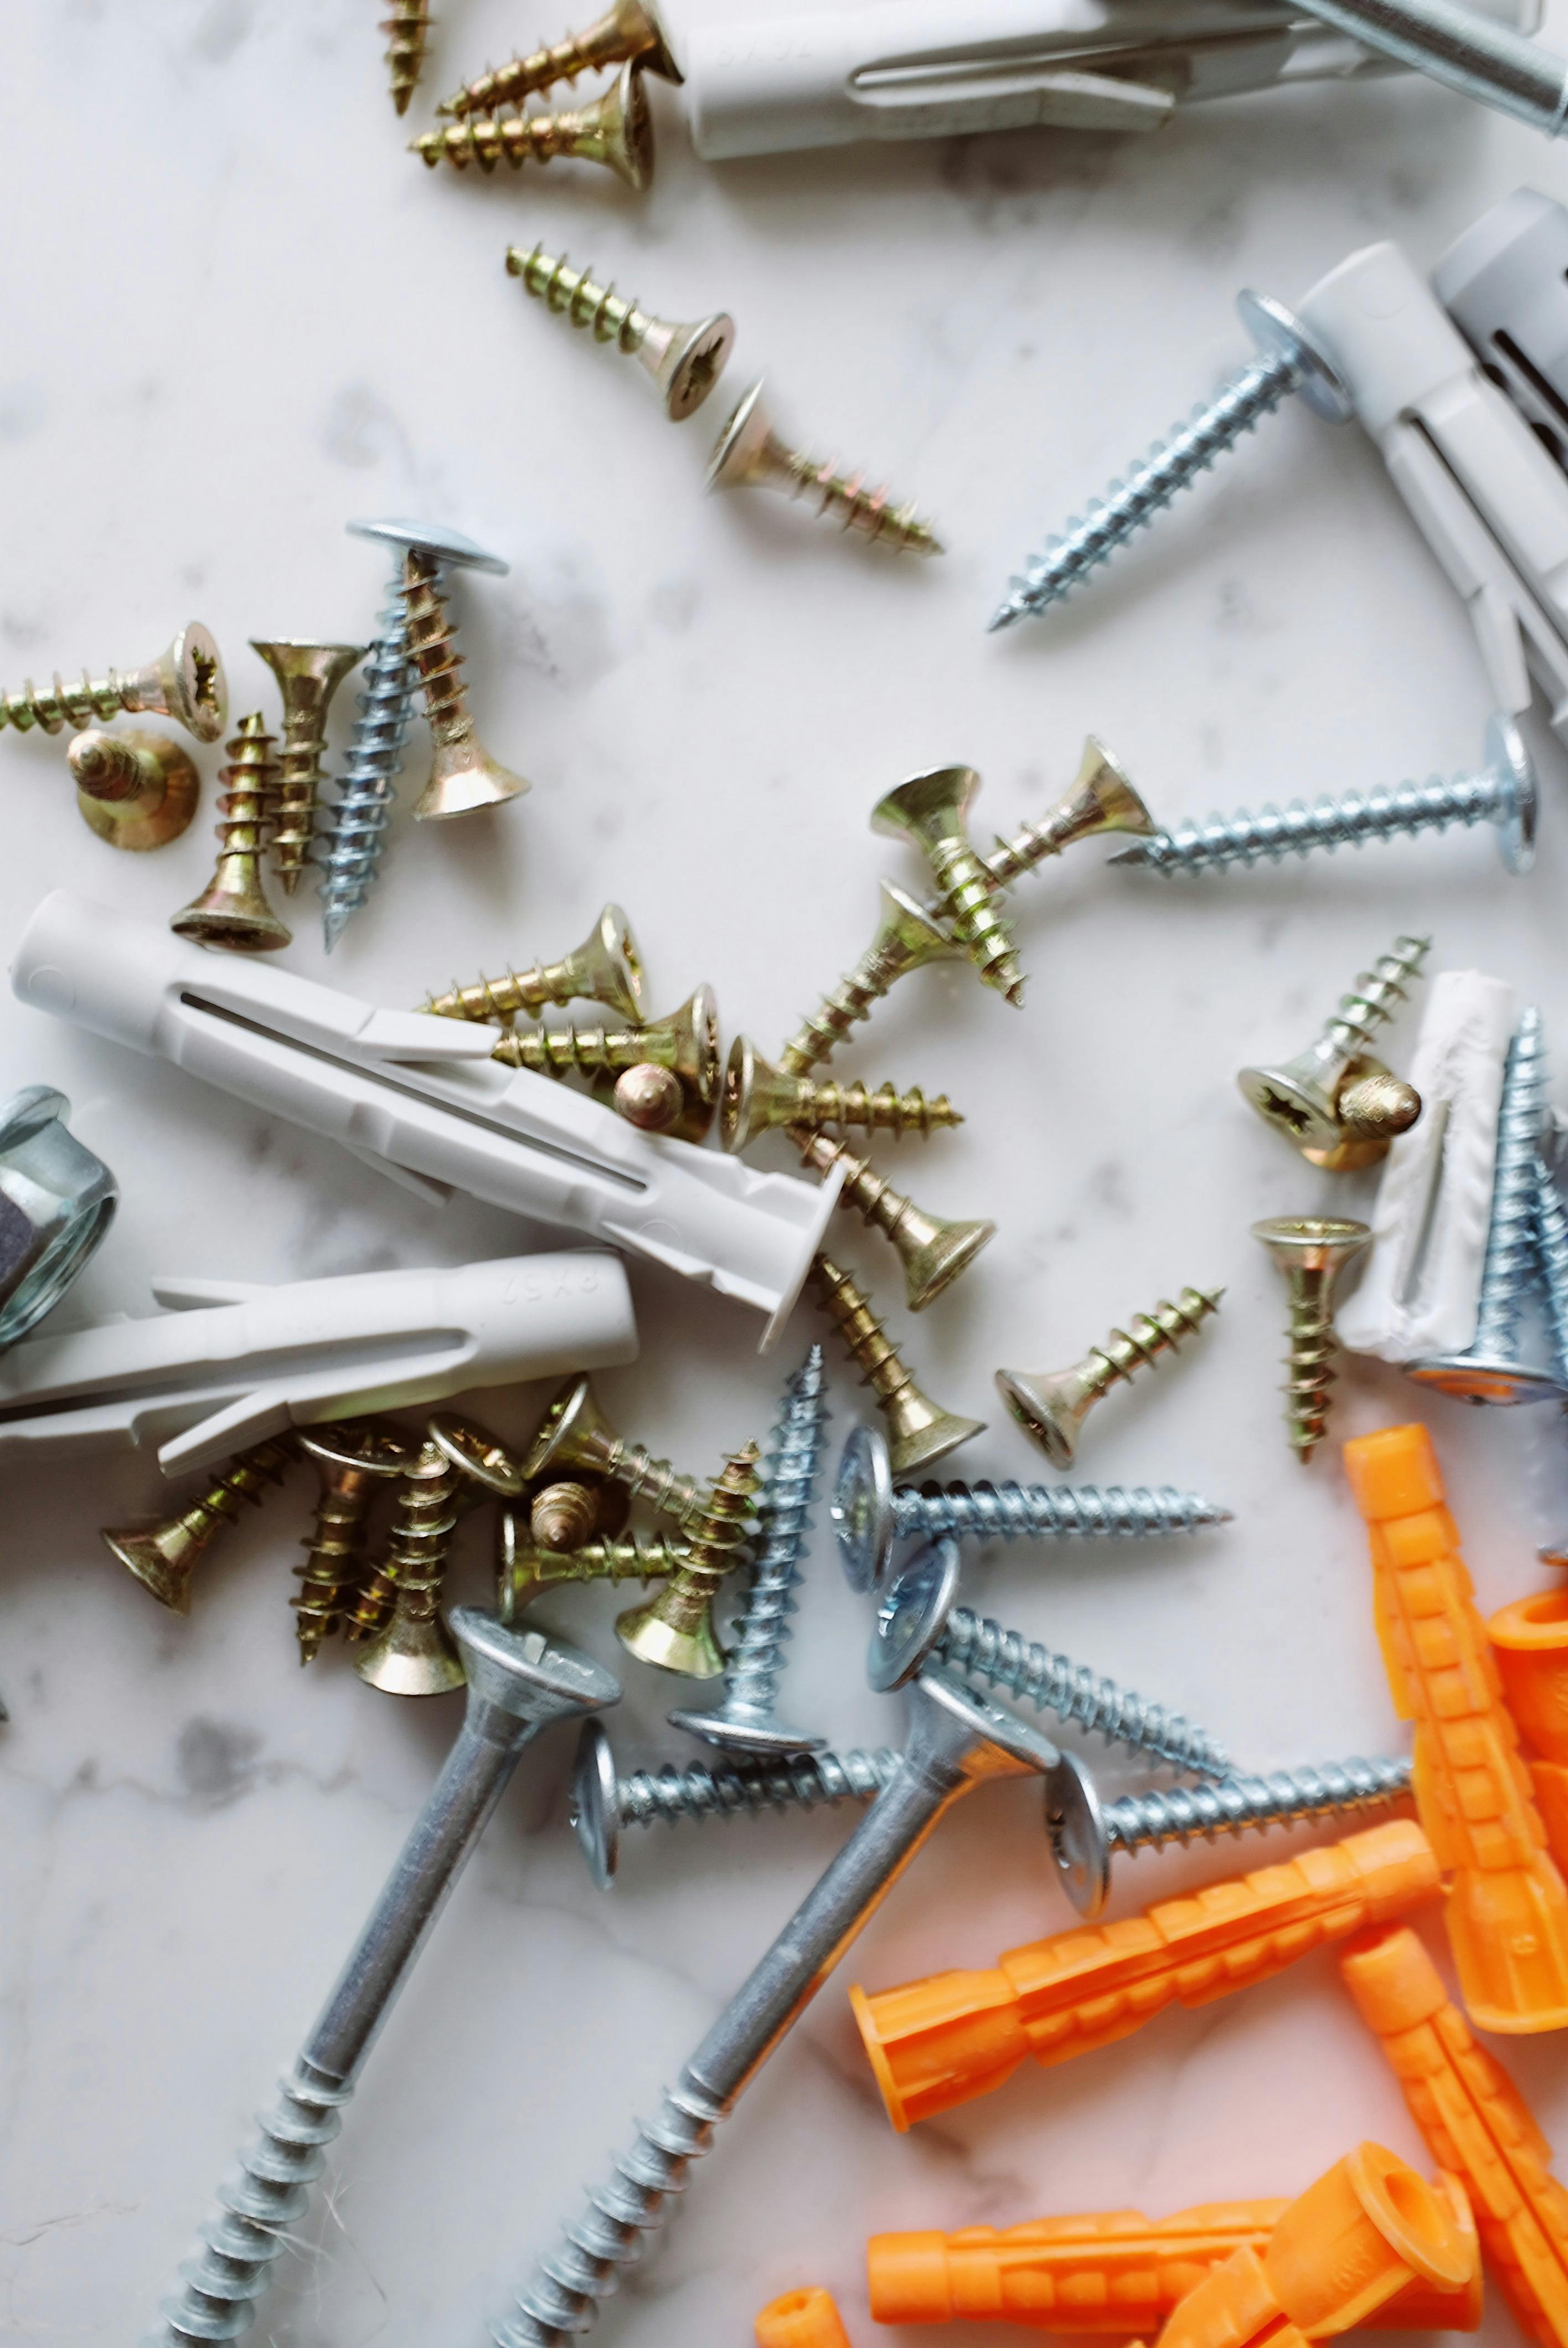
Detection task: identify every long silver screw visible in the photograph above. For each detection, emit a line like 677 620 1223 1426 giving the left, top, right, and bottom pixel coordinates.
1111 717 1537 879
669 1346 829 1757
989 290 1352 632
316 557 418 951
1533 1150 1568 1385
1282 0 1568 139
146 1614 618 2348
569 1718 898 1886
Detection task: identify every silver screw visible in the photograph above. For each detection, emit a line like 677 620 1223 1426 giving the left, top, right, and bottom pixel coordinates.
493 1666 1066 2347
1237 933 1429 1160
1409 1008 1561 1402
569 1718 898 1886
829 1422 1231 1593
1048 1752 1414 1918
1282 0 1568 138
316 554 417 951
1534 1150 1568 1385
146 1612 618 2348
989 290 1352 632
1111 716 1536 879
668 1346 829 1757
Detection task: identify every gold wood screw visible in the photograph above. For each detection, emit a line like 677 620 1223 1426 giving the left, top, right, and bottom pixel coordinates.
521 1373 704 1525
809 1254 984 1476
499 1523 684 1622
873 766 1024 1003
100 1436 298 1616
721 1036 961 1154
419 903 645 1026
401 549 529 822
997 1286 1224 1469
489 985 721 1136
293 1420 421 1663
250 641 365 896
0 622 226 742
350 1415 524 1695
66 728 200 853
507 244 733 423
412 60 656 192
1252 1217 1371 1462
170 713 291 955
383 0 432 113
974 736 1157 894
530 1479 602 1552
708 382 943 557
437 0 679 115
779 882 963 1078
795 1131 993 1311
615 1444 761 1678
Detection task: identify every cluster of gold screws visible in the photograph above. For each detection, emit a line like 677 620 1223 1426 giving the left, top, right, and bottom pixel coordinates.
997 1287 1224 1469
522 1373 704 1525
101 1436 298 1616
412 61 654 192
171 713 290 955
292 1422 419 1662
873 769 1024 1003
1252 1218 1371 1461
420 904 645 1027
251 641 364 895
708 382 943 557
436 0 678 115
615 1444 761 1678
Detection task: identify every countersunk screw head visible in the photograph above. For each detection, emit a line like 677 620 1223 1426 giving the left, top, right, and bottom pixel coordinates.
158 623 228 743
1251 1213 1373 1282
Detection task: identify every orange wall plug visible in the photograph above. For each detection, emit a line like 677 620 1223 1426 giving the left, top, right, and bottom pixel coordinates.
1342 1921 1568 2348
1490 1588 1568 1869
757 2287 856 2348
849 1818 1438 2129
1343 1422 1568 2031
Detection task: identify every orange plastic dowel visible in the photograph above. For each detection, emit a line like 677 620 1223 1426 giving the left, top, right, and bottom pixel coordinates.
867 2178 1481 2332
1490 1589 1568 1871
1341 1922 1568 2348
849 1819 1438 2129
1343 1422 1568 2032
757 2287 855 2348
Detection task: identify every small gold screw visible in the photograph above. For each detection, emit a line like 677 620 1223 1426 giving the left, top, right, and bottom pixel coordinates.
401 549 530 821
615 1443 761 1678
1252 1216 1371 1461
489 985 721 1137
612 1062 686 1132
521 1373 704 1525
1237 933 1430 1161
873 766 1024 1003
507 244 733 423
977 736 1157 894
778 882 964 1078
722 1037 960 1154
412 60 656 192
997 1286 1224 1469
66 728 200 853
383 0 432 114
437 0 679 115
100 1435 298 1616
419 904 645 1026
708 382 943 557
0 622 226 743
170 713 291 956
351 1415 524 1695
795 1131 994 1311
293 1420 420 1663
809 1254 984 1476
250 641 364 896
498 1517 682 1623
530 1478 602 1552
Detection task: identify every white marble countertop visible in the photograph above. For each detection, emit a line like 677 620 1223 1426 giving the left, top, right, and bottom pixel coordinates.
4 2 1568 2341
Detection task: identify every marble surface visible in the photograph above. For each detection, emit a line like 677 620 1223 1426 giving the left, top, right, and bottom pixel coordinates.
4 2 1568 2341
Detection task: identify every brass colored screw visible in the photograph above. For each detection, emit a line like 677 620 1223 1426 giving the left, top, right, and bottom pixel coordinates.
101 1436 297 1617
0 622 226 743
419 903 645 1026
250 641 365 895
292 1420 421 1664
795 1131 993 1312
973 736 1157 894
780 882 963 1077
507 244 733 424
401 549 530 822
612 1063 686 1132
352 1414 525 1695
66 728 200 853
809 1254 984 1476
489 986 721 1136
1252 1216 1371 1461
522 1373 704 1525
1237 933 1430 1161
708 382 943 557
170 713 291 956
616 1444 761 1678
500 1523 684 1621
874 766 1024 1003
383 0 432 114
412 60 656 192
721 1036 961 1155
530 1479 602 1552
437 0 679 115
997 1286 1224 1469
1337 1060 1420 1141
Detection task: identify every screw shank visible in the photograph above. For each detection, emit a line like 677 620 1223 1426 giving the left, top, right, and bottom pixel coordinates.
1287 0 1568 128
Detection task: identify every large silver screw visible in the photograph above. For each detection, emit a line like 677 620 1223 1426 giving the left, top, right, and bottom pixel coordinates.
1534 1150 1568 1385
569 1718 898 1886
829 1421 1231 1593
492 1666 1068 2347
989 290 1352 632
146 1613 618 2348
1111 716 1536 879
1409 1008 1561 1402
669 1346 829 1756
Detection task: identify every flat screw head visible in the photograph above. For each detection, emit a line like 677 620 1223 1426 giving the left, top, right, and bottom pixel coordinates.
1251 1214 1371 1283
871 766 981 853
706 381 781 492
868 1537 960 1693
299 1420 420 1479
347 517 510 575
651 313 736 422
1235 289 1354 424
831 1422 895 1594
995 1363 1094 1470
428 1412 527 1495
1236 1060 1343 1155
451 1605 622 1729
161 622 228 743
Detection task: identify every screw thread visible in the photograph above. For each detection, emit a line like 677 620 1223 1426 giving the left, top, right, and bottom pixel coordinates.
925 839 1024 1000
1103 1755 1412 1853
780 950 899 1075
382 0 432 112
293 1483 378 1662
809 1256 917 1410
422 962 559 1023
442 4 642 113
766 442 941 556
1117 770 1517 875
939 1603 1230 1776
1321 935 1430 1063
718 1350 828 1723
1281 1273 1338 1460
316 566 417 950
267 700 338 896
1534 1152 1568 1385
509 243 647 350
641 1446 761 1641
597 1440 702 1523
414 109 586 172
402 550 478 756
1472 1009 1548 1358
345 1445 461 1641
532 1480 602 1552
205 712 277 860
795 1132 927 1252
981 808 1081 890
617 1743 899 1830
0 663 142 735
68 731 146 803
994 346 1298 624
491 1018 657 1079
792 1077 960 1137
893 1480 1231 1540
1083 1287 1223 1402
512 1536 690 1602
178 1437 297 1553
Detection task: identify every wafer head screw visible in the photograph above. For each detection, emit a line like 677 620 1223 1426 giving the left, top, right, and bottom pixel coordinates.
507 244 733 422
65 728 200 852
413 60 656 190
293 1420 421 1662
101 1437 297 1616
169 712 291 955
1252 1216 1370 1461
873 766 1024 1002
438 0 679 115
615 1442 761 1677
810 1254 984 1475
250 640 365 895
997 1285 1223 1468
708 380 943 557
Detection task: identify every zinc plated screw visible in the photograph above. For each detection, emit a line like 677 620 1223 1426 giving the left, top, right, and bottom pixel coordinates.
1252 1217 1372 1461
873 767 1025 1002
809 1254 985 1475
316 524 426 950
721 1036 961 1154
779 881 964 1078
1237 934 1430 1161
412 61 656 192
169 713 289 955
997 1286 1224 1469
400 541 529 821
250 641 365 896
988 290 1352 632
708 381 944 557
101 1436 298 1617
522 1372 704 1525
383 0 432 114
1112 716 1538 879
570 1717 898 1886
615 1443 762 1678
507 244 733 423
65 728 200 853
349 1415 525 1695
669 1347 829 1755
498 1527 684 1622
146 1610 618 2348
492 1665 1064 2348
796 1131 994 1312
0 621 226 742
437 0 679 115
419 903 645 1025
292 1421 421 1664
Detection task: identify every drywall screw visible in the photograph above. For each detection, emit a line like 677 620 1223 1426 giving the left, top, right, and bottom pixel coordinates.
0 621 226 742
989 289 1352 631
873 767 1024 1002
1252 1216 1373 1462
669 1347 829 1754
1111 715 1538 879
1048 1750 1413 1917
419 904 645 1025
437 0 679 114
1534 1151 1568 1386
316 526 423 950
969 734 1158 897
570 1717 898 1886
401 544 528 821
1409 1007 1561 1402
615 1443 762 1678
498 1527 683 1622
708 380 943 557
522 1373 705 1525
250 640 365 895
412 60 656 192
507 243 733 423
101 1436 297 1617
997 1286 1223 1469
809 1254 984 1476
65 727 200 853
796 1130 994 1312
489 986 721 1137
169 712 289 955
830 1419 1233 1592
383 0 432 114
146 1609 618 2348
779 881 964 1078
492 1665 1061 2348
721 1036 960 1154
292 1420 421 1664
349 1414 525 1694
1236 933 1430 1160
612 1062 685 1132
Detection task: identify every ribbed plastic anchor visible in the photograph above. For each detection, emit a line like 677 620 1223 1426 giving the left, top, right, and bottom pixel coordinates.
938 1605 1230 1777
316 561 419 950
